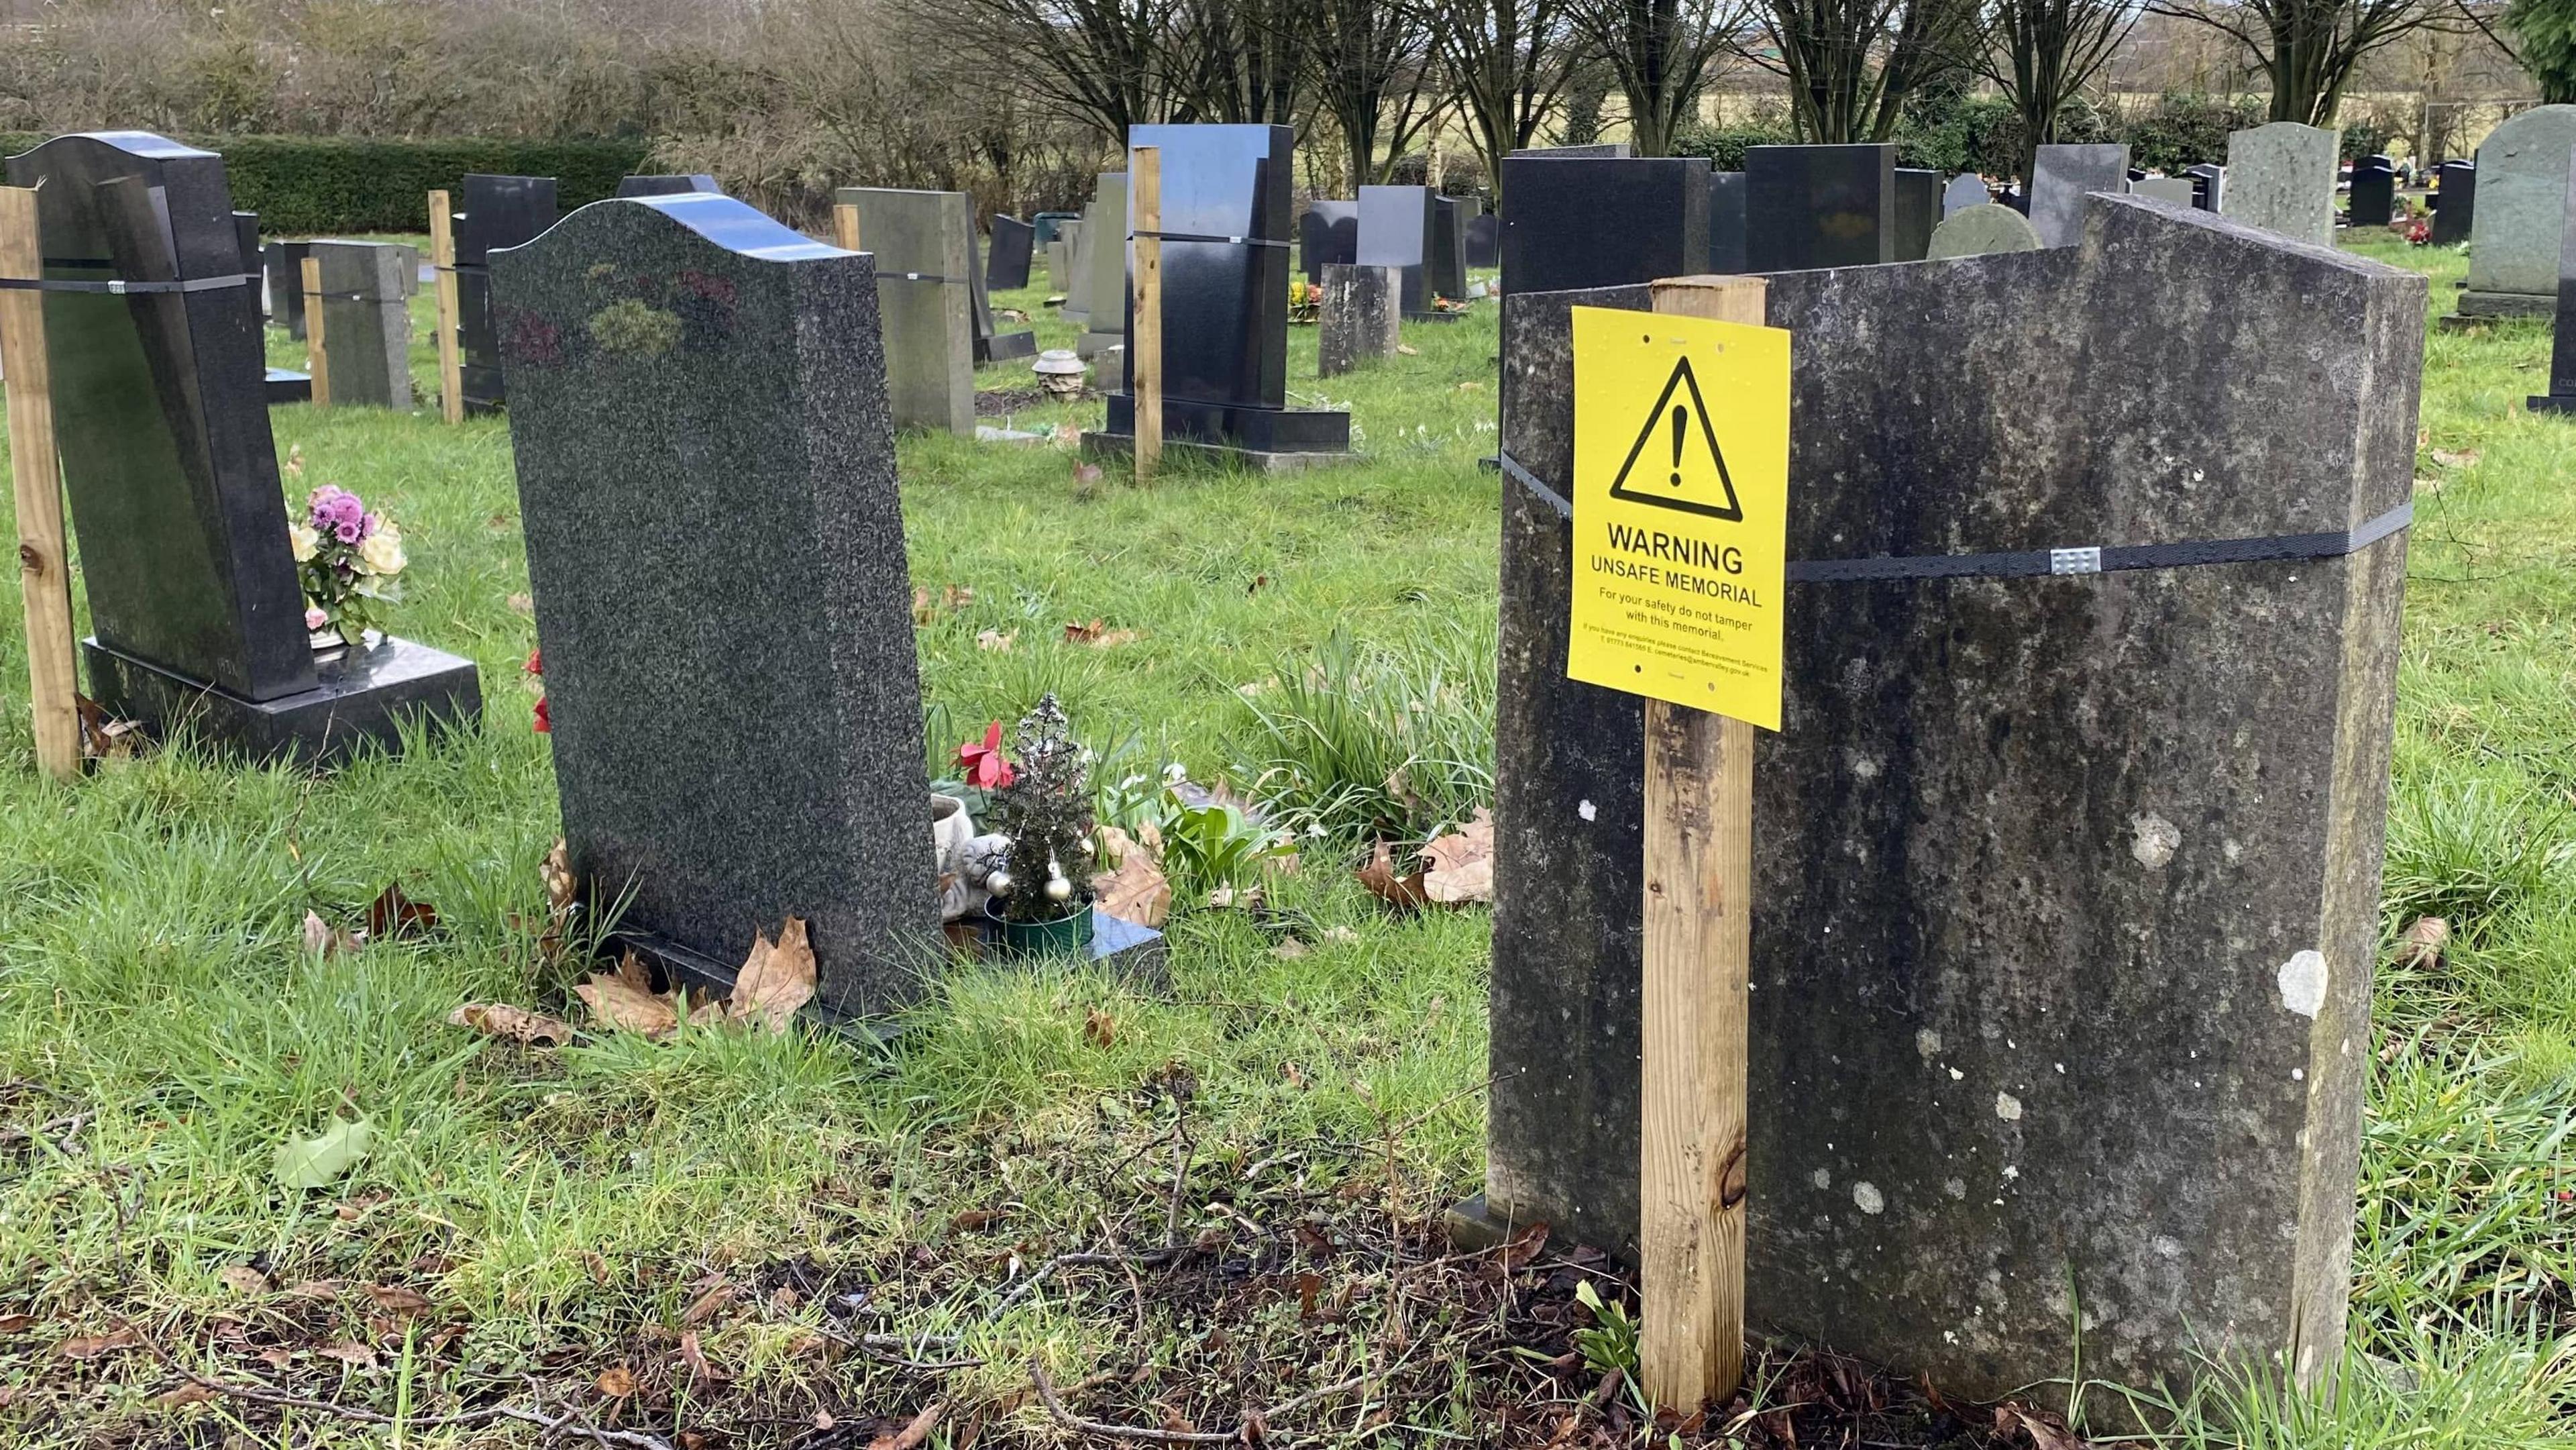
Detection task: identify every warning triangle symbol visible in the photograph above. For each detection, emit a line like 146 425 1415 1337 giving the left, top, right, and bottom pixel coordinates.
1607 356 1744 522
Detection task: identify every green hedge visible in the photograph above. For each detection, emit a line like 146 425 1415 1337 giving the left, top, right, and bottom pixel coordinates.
0 133 650 234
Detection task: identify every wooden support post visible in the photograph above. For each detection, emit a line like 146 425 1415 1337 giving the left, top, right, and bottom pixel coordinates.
1132 146 1163 484
300 255 329 409
1637 273 1767 1414
428 189 463 424
0 186 80 782
833 203 860 254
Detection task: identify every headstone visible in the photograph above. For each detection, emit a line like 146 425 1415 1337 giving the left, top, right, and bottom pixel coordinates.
2029 143 2130 248
2460 105 2576 315
2432 160 2475 245
1470 191 2418 1409
2132 176 2196 207
455 173 559 413
1300 199 1358 284
493 193 936 1018
2530 150 2576 413
1317 262 1400 376
965 209 1036 363
2186 163 2226 212
1032 210 1081 246
1942 173 1990 217
1465 211 1501 269
1431 196 1470 305
1051 218 1083 301
309 240 413 409
2 132 480 762
235 211 313 403
1358 184 1438 317
1091 124 1348 464
987 213 1035 290
1501 155 1709 291
1746 144 1893 270
262 238 312 339
616 174 721 198
1894 167 1941 261
2223 122 2339 248
1925 201 2043 258
2347 154 2397 226
1507 142 1632 159
835 187 975 433
1707 171 1748 273
1075 172 1127 360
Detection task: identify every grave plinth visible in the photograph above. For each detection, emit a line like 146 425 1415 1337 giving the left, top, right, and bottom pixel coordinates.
492 193 941 1019
1470 193 2418 1407
3 132 480 764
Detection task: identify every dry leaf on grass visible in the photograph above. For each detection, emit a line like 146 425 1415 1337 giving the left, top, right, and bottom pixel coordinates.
367 884 439 940
728 917 816 1030
1083 1008 1116 1048
448 1002 577 1047
301 911 359 958
1996 1405 2088 1449
315 1343 378 1368
366 1284 431 1317
1421 809 1495 905
576 960 680 1037
1063 619 1140 648
1094 856 1171 929
58 1327 140 1360
1356 839 1428 909
680 1282 735 1327
975 629 1016 652
1395 344 1419 356
0 1314 35 1335
2429 448 2480 469
2398 916 2449 970
677 1330 724 1383
217 1266 273 1296
597 1365 637 1398
868 1400 947 1450
1273 937 1309 960
76 696 142 762
152 1382 218 1408
541 839 577 913
507 592 535 615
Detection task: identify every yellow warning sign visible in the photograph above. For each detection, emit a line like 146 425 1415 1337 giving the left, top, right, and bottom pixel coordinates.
1566 307 1790 729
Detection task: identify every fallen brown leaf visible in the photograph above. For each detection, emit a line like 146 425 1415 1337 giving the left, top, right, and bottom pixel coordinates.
449 1002 578 1047
1094 855 1171 929
1422 809 1495 905
1356 839 1428 910
367 884 439 940
2429 447 2480 469
507 592 535 615
1083 1008 1116 1048
1063 619 1139 648
677 1329 724 1383
869 1399 947 1450
2398 916 2450 970
60 1326 140 1360
0 1313 34 1334
1395 343 1419 356
315 1342 378 1368
975 628 1015 652
152 1382 219 1408
1273 937 1309 960
951 1208 999 1231
598 1364 637 1398
576 964 679 1037
366 1284 432 1317
680 1282 735 1327
301 911 358 958
1996 1404 2087 1449
541 839 577 913
284 444 305 476
76 695 142 762
728 917 816 1031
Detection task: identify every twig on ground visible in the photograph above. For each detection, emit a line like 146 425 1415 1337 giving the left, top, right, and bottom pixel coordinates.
867 1398 945 1450
1164 1106 1195 1248
1029 1359 1375 1447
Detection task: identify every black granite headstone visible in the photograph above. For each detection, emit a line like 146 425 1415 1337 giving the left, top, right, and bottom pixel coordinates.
233 210 313 403
1431 196 1469 303
1506 142 1631 159
1299 199 1358 282
1358 185 1438 317
1464 211 1500 269
1499 155 1710 293
1707 171 1748 273
1894 166 1940 260
1746 144 1895 270
1 132 479 762
262 238 311 339
455 173 559 414
1097 123 1349 458
2186 162 2226 212
2432 160 2475 244
987 213 1035 290
967 209 1036 363
616 174 722 198
2349 154 2397 226
491 193 939 1017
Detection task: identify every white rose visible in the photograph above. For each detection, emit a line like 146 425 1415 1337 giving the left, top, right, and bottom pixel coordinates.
358 525 406 576
289 522 320 562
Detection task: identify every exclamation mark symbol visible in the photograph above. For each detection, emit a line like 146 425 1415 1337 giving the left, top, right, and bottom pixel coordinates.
1669 404 1686 489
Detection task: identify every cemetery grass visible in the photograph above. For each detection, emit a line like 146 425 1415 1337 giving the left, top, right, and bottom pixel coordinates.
0 241 2562 1447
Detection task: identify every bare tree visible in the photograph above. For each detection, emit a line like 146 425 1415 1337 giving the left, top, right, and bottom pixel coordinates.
2151 0 2467 124
1167 0 1306 124
898 0 1176 146
1566 0 1752 154
1306 0 1448 182
1424 0 1584 199
1750 0 1980 142
1982 0 2139 178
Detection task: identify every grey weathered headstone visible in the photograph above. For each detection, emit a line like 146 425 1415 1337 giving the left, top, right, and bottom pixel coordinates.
2530 148 2576 412
2131 176 2196 207
835 186 974 434
1469 192 2418 1409
1317 262 1399 376
1358 184 1438 317
1942 173 1990 218
1925 201 2043 258
309 240 413 409
2461 105 2576 315
2029 143 2129 247
2223 122 2340 248
1050 219 1083 301
1076 172 1128 360
491 192 939 1019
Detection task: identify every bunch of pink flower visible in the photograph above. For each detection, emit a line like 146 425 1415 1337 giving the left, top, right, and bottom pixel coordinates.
289 483 407 645
307 484 379 546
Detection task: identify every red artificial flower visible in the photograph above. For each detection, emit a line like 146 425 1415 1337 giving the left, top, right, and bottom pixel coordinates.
525 647 544 677
957 721 1015 790
533 695 551 733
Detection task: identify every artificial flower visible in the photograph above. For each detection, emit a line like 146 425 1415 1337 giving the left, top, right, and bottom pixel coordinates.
305 605 329 631
358 524 406 576
289 522 319 562
958 721 1016 790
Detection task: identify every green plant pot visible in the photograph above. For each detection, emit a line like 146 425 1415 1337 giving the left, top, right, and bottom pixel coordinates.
986 900 1095 958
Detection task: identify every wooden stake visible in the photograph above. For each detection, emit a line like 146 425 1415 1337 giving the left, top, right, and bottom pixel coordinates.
1132 146 1163 484
428 189 463 424
1638 272 1767 1415
0 186 80 782
301 255 329 408
833 202 860 254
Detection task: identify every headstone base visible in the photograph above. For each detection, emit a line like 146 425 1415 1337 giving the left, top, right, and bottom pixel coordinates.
1080 431 1358 474
1102 392 1350 453
1442 1192 1525 1253
264 368 313 405
2528 392 2576 413
2450 289 2555 318
977 330 1038 364
85 635 481 767
1075 327 1122 360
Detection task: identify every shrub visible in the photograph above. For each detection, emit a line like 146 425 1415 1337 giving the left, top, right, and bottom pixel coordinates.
1671 121 1797 170
2120 94 2265 174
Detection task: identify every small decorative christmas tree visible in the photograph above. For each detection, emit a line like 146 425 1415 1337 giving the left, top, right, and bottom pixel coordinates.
991 694 1096 924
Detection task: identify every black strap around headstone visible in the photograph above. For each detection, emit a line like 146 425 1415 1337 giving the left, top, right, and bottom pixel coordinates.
0 272 254 296
1127 230 1291 248
875 270 964 285
1496 450 2415 580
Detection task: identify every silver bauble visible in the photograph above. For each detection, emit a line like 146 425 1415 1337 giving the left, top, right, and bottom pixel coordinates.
1044 874 1073 902
985 869 1014 897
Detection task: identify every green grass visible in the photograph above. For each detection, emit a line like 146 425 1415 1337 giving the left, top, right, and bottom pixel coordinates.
0 233 2569 1445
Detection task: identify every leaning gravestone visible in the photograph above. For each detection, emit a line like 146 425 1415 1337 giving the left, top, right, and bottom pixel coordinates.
2224 122 2339 248
1707 171 1748 273
1318 262 1399 376
1075 172 1128 360
2432 159 2475 245
1089 124 1348 466
3 132 481 762
1925 201 2043 258
2029 143 2129 247
455 172 559 413
1942 172 1989 217
987 213 1035 290
309 240 413 409
2347 154 2397 226
1301 199 1359 284
616 174 721 197
1468 191 2417 1408
1358 184 1439 318
966 209 1037 363
2459 105 2576 317
1746 144 1894 270
835 187 975 434
492 192 939 1019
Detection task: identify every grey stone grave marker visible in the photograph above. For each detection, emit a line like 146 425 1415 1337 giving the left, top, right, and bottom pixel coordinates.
1432 196 1470 303
492 192 939 1019
3 132 481 763
2459 105 2576 317
1358 185 1439 318
1075 172 1128 359
835 186 975 433
1051 218 1083 302
1894 166 1941 259
1942 173 1989 217
1467 192 2418 1410
2029 143 2129 247
2432 160 2475 245
1318 262 1399 376
309 240 413 409
966 209 1036 364
2530 149 2576 413
2224 122 2339 248
1301 200 1358 284
1925 201 2043 258
2131 176 2196 207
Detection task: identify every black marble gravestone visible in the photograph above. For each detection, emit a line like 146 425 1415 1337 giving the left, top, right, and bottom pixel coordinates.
1358 185 1438 317
616 174 721 198
987 213 1035 290
1894 166 1941 260
262 238 311 340
1431 196 1470 303
2349 154 2397 226
1095 123 1350 461
1299 199 1358 283
1746 144 1895 270
1499 155 1709 293
967 209 1036 362
1707 170 1748 272
455 173 559 414
233 211 313 403
2 132 480 763
491 192 940 1017
1464 211 1500 268
2432 160 2475 244
2530 153 2576 413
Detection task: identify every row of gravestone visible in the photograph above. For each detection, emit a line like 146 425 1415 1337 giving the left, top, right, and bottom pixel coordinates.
1298 187 1477 320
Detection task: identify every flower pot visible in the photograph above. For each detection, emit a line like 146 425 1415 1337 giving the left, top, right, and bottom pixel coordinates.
983 899 1094 958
